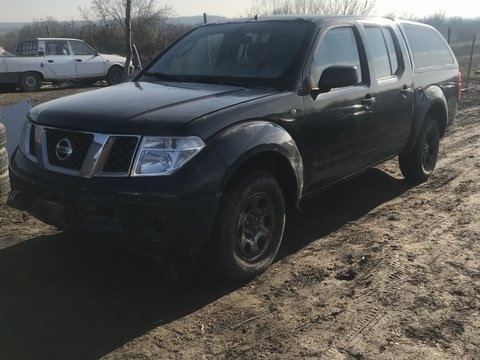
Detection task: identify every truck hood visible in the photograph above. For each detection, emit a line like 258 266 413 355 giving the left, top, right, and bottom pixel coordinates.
29 81 278 135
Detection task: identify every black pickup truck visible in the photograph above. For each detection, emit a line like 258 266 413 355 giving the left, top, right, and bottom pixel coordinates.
8 16 461 281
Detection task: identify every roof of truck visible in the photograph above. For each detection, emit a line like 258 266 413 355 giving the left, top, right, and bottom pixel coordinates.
35 38 82 41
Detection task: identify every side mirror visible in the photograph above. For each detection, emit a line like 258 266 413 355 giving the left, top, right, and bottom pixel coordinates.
317 65 358 93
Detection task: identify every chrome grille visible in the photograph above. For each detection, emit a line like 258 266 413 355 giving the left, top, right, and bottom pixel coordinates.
103 136 138 173
45 128 93 170
24 124 140 178
28 124 37 158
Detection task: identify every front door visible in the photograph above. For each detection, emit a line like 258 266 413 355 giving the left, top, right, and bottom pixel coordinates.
300 25 374 193
69 40 105 77
44 40 76 78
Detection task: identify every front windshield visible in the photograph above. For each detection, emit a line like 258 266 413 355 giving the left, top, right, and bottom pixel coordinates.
142 21 312 89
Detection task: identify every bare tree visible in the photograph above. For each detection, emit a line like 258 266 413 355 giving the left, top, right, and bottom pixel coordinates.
80 0 174 66
246 0 376 16
125 0 133 78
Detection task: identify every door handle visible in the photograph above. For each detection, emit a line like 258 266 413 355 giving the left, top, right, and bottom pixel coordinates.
400 85 413 96
47 59 54 63
362 95 376 109
75 59 82 62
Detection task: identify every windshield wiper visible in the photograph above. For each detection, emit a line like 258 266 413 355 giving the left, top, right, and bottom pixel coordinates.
185 76 247 87
144 72 183 81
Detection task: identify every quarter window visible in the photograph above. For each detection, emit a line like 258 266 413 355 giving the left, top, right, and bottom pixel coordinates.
403 24 454 69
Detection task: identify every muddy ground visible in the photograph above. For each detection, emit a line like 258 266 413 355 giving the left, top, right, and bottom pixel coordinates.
0 83 479 360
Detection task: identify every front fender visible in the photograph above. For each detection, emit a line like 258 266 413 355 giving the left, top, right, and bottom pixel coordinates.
211 121 304 202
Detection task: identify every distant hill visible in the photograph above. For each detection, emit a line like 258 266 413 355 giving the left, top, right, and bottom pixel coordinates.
0 16 230 34
0 22 28 36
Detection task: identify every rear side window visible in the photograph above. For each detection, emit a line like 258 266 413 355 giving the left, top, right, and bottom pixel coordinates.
312 27 363 84
403 24 454 69
45 41 70 56
16 41 38 56
364 26 399 79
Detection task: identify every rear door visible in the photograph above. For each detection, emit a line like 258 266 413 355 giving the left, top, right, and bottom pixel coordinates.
360 22 414 158
69 40 105 77
43 40 76 78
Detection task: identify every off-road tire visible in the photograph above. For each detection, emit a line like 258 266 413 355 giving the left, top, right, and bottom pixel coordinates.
0 171 10 205
0 148 8 174
106 66 124 86
399 116 440 183
0 122 6 148
19 72 42 92
199 170 286 282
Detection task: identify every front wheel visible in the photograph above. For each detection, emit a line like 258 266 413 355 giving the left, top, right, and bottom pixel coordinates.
106 66 124 86
200 170 286 282
399 117 440 183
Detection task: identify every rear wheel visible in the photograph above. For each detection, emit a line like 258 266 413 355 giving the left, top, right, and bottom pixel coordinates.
106 66 124 86
19 72 42 92
199 170 286 282
399 117 440 183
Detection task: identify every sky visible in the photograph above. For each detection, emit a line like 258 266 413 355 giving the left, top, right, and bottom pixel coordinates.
0 0 479 22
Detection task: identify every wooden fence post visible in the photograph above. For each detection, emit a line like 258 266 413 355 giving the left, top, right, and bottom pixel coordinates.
466 33 476 89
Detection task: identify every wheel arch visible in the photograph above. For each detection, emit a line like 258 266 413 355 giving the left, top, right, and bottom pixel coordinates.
402 85 449 154
21 70 44 81
212 121 304 212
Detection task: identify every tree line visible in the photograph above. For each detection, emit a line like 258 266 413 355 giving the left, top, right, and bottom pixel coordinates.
1 0 478 66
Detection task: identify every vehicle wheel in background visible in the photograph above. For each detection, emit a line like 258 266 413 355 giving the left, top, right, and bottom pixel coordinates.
19 72 42 92
198 170 286 282
399 116 440 183
106 66 124 86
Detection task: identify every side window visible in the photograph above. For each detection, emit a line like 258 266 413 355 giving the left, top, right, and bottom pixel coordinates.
403 24 454 69
312 27 362 85
364 26 399 79
45 41 70 56
70 41 96 56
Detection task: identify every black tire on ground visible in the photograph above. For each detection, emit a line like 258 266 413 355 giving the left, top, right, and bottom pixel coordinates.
19 72 42 92
0 147 8 174
199 169 286 282
0 171 10 206
399 116 440 183
106 66 124 86
0 122 6 148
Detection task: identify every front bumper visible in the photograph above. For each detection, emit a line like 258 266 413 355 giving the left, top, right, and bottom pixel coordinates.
8 149 226 250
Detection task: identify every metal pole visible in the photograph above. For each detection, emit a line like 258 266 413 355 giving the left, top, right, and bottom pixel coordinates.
203 13 207 24
447 27 451 44
466 33 476 89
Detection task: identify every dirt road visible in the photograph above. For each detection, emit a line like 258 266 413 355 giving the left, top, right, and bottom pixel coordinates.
0 85 479 359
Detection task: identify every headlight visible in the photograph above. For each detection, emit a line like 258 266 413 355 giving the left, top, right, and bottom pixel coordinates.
132 136 205 176
18 120 31 157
